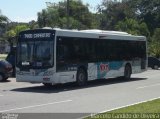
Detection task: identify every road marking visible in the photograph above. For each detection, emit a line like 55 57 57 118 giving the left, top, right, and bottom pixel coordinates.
100 97 160 113
136 83 160 89
0 99 72 113
81 97 160 119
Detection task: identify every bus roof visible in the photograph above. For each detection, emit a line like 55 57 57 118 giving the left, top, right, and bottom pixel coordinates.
80 29 130 35
42 27 129 35
20 27 146 41
50 28 146 41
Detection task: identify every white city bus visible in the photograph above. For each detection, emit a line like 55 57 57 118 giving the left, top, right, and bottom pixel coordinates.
16 28 147 86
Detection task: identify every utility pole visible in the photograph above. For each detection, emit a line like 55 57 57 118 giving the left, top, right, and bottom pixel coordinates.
66 0 69 29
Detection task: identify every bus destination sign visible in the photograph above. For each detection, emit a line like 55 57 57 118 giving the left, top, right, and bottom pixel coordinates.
24 33 53 39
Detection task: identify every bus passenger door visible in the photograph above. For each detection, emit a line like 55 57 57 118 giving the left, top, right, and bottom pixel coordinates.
88 63 97 80
56 44 69 72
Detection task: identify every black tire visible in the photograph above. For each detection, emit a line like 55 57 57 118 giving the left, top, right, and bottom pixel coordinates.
151 66 154 69
76 68 87 86
0 73 7 82
153 65 159 70
43 83 53 87
124 65 131 80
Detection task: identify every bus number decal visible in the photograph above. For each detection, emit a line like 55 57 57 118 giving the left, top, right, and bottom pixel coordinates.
97 63 109 79
100 64 109 72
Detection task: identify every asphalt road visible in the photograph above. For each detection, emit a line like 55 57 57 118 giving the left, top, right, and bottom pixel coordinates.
0 69 160 119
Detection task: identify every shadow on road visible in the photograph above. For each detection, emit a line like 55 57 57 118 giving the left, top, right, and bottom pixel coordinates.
0 80 11 83
11 77 147 94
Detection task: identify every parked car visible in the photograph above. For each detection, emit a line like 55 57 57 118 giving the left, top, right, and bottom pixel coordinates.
5 46 16 76
0 60 13 81
148 56 160 69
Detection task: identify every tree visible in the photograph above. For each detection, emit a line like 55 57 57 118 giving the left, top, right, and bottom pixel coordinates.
122 0 160 35
37 9 49 28
0 10 8 29
0 11 8 34
37 0 95 29
6 24 29 37
6 24 30 46
29 20 39 29
149 40 160 58
98 0 136 30
152 28 160 42
149 28 160 58
0 10 9 43
115 18 150 37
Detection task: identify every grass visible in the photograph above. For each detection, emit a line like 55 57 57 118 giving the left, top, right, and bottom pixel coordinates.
0 54 7 60
86 99 160 119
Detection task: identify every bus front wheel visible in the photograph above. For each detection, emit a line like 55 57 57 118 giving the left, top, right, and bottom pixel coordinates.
124 65 131 80
76 68 87 86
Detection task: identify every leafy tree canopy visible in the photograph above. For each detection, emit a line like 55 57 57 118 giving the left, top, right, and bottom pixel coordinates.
6 24 30 38
0 10 8 28
115 18 150 37
37 0 95 29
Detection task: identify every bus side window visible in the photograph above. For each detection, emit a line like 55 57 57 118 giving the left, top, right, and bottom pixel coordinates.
57 45 69 61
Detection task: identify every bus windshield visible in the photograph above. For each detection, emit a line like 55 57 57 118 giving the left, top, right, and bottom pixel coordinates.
17 40 54 68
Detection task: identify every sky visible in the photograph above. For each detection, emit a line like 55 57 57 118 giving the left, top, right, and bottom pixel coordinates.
0 0 102 23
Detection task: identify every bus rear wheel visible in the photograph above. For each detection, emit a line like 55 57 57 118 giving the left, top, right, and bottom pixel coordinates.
152 65 159 70
124 65 131 80
43 83 53 87
76 68 87 86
